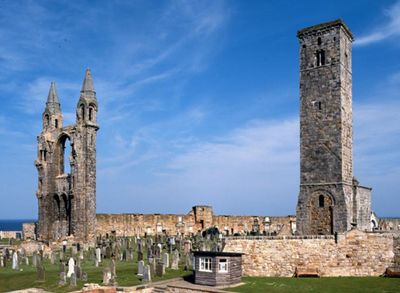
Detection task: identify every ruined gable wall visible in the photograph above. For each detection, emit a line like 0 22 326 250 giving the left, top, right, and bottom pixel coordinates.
223 229 394 277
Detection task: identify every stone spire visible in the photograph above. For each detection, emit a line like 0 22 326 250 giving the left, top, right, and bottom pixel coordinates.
81 68 95 93
78 69 97 104
45 82 61 114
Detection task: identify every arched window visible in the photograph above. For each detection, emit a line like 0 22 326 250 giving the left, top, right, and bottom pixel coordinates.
89 107 93 121
80 104 85 120
55 119 58 128
316 50 325 66
57 135 71 175
319 194 324 208
45 114 50 127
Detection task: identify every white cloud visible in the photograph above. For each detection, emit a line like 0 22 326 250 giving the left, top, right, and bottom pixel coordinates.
355 1 400 46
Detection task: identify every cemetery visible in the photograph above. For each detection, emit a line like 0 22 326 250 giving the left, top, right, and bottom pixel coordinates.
0 18 400 293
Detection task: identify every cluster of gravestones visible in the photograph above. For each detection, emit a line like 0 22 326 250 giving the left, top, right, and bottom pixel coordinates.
1 230 225 287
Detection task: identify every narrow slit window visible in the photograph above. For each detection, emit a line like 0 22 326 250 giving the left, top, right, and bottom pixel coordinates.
316 50 325 66
89 108 93 121
319 195 325 208
55 119 58 128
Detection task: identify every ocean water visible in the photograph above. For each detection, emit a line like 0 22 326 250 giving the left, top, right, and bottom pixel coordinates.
0 219 36 231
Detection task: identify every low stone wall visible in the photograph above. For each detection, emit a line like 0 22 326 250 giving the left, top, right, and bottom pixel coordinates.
0 231 21 239
223 229 395 277
23 223 37 240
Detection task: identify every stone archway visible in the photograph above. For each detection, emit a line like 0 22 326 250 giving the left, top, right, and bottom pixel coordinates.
309 191 334 235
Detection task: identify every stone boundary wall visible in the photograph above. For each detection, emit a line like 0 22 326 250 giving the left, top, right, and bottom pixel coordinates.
96 206 295 237
0 231 21 239
223 229 395 277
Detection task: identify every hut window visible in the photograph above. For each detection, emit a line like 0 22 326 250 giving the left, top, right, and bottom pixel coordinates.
199 257 212 272
218 259 228 272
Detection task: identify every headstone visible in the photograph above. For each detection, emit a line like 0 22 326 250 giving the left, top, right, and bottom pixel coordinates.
103 268 112 285
137 251 143 262
95 257 99 267
155 261 165 277
58 272 66 285
143 265 151 282
75 265 82 279
110 258 117 278
72 246 78 255
37 265 45 282
137 260 144 276
96 247 102 263
70 273 77 287
12 251 19 270
82 272 88 282
50 252 55 265
0 256 4 267
162 253 169 268
67 257 75 278
59 260 65 273
79 250 84 260
171 250 179 270
32 253 37 267
25 256 29 266
59 250 64 261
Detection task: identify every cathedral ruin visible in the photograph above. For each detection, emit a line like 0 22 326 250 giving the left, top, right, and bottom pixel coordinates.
33 20 399 245
35 69 98 243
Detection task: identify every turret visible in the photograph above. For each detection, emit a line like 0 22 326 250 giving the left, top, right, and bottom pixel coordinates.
42 82 63 130
76 69 98 127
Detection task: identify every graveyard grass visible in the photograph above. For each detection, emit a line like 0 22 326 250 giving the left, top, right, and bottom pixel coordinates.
228 276 400 293
0 257 190 293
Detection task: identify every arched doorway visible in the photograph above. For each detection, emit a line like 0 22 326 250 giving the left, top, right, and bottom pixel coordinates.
310 192 334 235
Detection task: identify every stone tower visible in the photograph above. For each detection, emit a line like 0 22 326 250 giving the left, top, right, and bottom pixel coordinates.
35 69 99 243
296 20 372 235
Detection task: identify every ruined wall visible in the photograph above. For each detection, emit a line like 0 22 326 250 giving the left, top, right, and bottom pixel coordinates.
379 218 400 232
223 229 395 277
96 206 295 237
22 223 37 240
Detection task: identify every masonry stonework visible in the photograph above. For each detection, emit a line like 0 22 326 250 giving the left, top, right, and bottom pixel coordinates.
35 69 99 244
224 229 396 277
96 206 296 237
296 20 372 235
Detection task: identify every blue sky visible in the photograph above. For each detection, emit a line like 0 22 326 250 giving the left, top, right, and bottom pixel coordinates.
0 0 399 219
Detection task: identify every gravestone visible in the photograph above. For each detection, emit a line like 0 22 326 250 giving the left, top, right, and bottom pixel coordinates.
111 258 117 278
162 253 169 268
32 253 37 267
171 250 179 270
137 260 144 276
25 256 29 266
58 272 66 285
70 273 77 287
72 246 78 255
155 261 165 277
50 252 55 265
143 265 151 282
0 256 4 267
12 251 19 270
37 265 45 282
59 250 64 261
67 257 75 278
75 265 82 279
82 272 88 282
96 247 102 263
103 267 112 285
137 251 143 262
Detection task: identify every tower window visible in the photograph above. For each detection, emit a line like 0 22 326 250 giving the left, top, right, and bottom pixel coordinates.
45 114 50 127
316 50 325 66
317 37 322 46
317 101 322 110
319 195 324 208
55 119 58 128
80 105 85 120
89 107 93 121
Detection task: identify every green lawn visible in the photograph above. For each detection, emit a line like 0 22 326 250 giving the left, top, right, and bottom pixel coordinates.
228 277 400 293
0 256 191 293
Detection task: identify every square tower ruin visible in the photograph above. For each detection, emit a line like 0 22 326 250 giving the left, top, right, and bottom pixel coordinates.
296 20 372 235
